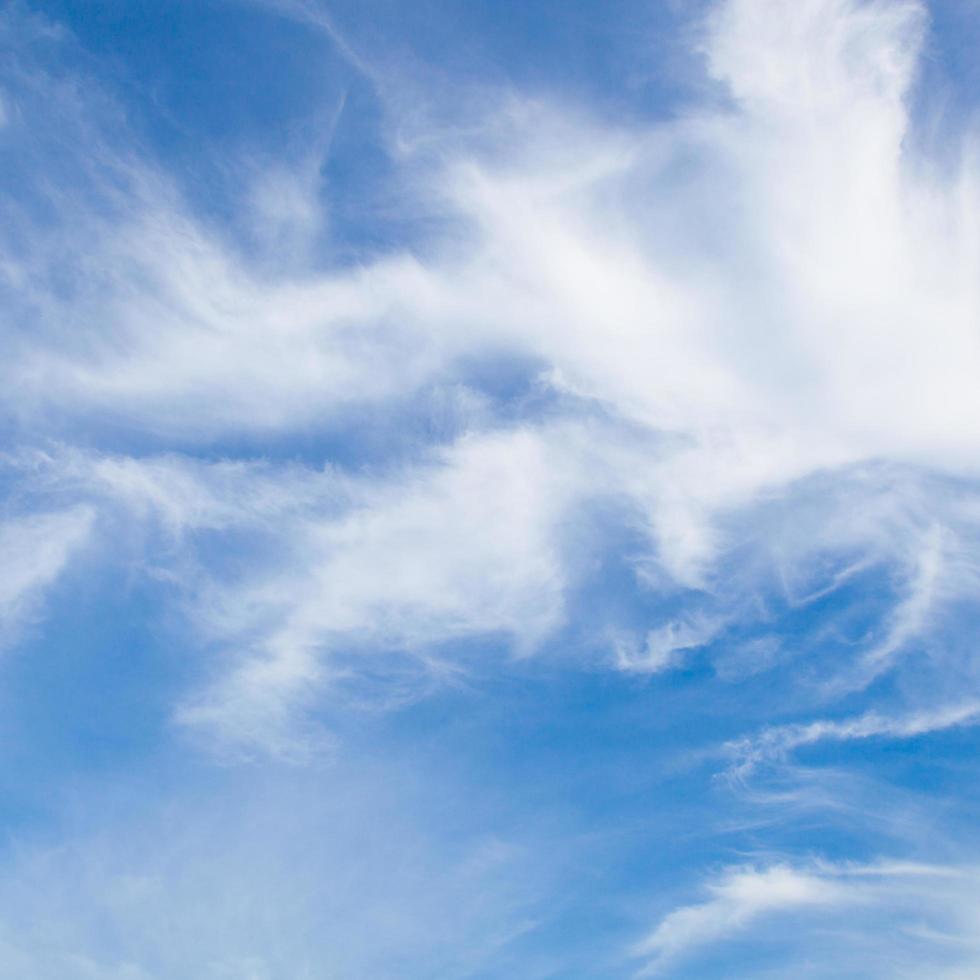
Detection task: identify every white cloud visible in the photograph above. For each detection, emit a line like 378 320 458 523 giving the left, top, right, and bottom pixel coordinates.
9 0 980 470
7 433 574 754
632 863 849 973
704 0 926 116
633 859 980 978
173 426 574 754
725 700 980 780
614 613 725 674
0 507 93 648
3 0 980 757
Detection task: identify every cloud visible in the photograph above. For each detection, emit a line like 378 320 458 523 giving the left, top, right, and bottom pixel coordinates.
0 507 93 648
2 0 980 764
633 858 980 978
7 0 976 467
1 0 967 461
614 612 725 674
0 758 554 979
724 700 980 780
173 426 574 755
5 433 575 754
632 863 849 973
242 0 382 87
704 0 926 116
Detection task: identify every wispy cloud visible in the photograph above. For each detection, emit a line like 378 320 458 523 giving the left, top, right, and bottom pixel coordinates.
632 862 852 975
724 700 980 781
0 758 553 979
632 857 980 978
2 0 980 755
0 507 93 648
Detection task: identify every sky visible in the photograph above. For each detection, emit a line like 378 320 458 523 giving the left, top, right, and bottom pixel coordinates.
3 0 980 976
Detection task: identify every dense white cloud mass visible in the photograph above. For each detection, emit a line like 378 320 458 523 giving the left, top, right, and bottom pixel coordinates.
4 0 980 974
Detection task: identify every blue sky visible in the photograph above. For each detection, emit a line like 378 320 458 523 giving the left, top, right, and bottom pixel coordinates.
3 0 980 976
